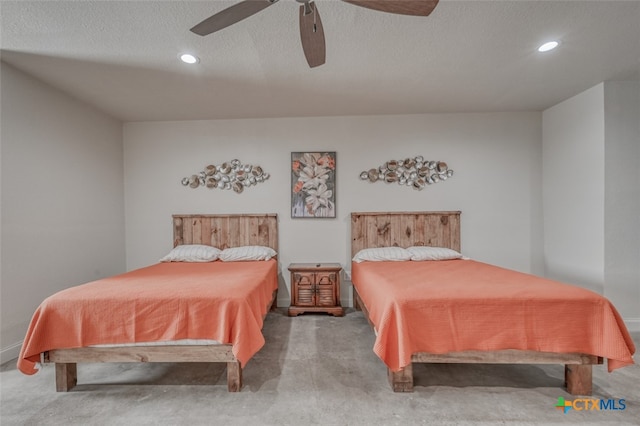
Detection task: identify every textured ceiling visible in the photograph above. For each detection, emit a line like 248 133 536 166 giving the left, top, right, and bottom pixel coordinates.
1 0 639 122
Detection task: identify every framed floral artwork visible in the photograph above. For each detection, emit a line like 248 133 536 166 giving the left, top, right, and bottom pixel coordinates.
291 152 336 218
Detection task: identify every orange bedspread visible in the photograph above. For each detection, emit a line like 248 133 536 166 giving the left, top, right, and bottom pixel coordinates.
18 260 278 375
352 260 635 373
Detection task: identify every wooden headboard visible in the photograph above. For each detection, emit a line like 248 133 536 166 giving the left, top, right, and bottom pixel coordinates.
351 211 461 257
172 214 278 253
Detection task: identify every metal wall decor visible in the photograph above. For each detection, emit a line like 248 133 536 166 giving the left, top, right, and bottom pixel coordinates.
359 156 453 190
181 159 270 194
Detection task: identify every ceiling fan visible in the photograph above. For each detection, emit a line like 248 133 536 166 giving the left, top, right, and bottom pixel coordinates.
190 0 439 68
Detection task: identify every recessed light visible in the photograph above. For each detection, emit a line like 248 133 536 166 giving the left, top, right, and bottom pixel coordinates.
538 41 559 52
179 53 199 64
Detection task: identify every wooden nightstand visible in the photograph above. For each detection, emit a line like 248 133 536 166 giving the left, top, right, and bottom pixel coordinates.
288 263 344 317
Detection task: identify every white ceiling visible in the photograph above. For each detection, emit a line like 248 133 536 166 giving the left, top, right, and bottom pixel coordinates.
1 0 639 122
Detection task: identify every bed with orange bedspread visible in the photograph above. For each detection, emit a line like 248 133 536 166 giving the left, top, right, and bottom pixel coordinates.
18 213 279 392
351 211 635 395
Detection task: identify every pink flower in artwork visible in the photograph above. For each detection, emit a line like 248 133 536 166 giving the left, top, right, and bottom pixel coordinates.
318 154 335 170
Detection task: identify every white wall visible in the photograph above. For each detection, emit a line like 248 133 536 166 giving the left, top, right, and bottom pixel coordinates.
542 84 605 293
124 112 543 307
604 81 640 328
0 62 126 362
542 81 640 331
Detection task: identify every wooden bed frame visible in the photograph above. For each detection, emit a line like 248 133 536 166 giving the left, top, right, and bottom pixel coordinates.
351 211 602 395
44 213 279 393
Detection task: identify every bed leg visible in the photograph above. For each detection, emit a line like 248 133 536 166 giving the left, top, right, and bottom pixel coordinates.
227 361 242 392
353 287 361 311
388 364 414 392
565 364 592 395
269 290 278 311
55 363 77 392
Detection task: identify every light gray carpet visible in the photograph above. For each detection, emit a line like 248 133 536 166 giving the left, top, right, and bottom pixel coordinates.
1 310 638 425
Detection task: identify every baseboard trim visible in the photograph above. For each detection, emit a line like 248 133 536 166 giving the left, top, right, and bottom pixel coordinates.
624 318 640 333
0 340 22 365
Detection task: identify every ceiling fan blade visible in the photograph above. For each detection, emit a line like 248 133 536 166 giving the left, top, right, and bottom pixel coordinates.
190 0 279 36
342 0 439 16
299 2 326 68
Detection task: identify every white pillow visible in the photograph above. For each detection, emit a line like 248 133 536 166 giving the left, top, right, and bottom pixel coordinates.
406 246 462 261
352 247 411 263
160 245 221 262
219 245 277 261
